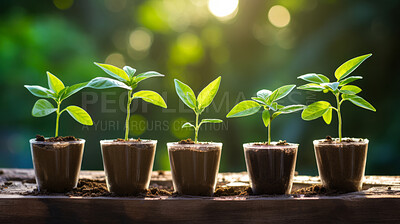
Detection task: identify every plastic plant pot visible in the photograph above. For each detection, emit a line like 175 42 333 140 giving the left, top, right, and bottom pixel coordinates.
101 139 156 195
167 142 222 196
314 138 368 192
243 142 298 195
30 138 85 193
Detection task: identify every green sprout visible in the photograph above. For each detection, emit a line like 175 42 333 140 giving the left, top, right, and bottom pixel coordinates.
174 77 223 143
90 63 167 141
298 53 376 142
24 72 93 137
227 85 304 144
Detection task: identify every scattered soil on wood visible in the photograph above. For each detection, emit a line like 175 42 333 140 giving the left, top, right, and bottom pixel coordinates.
291 184 341 196
178 139 195 144
0 170 3 175
35 135 78 142
214 187 252 196
114 138 141 142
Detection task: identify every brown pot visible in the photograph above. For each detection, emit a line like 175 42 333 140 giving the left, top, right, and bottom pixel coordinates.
167 142 222 196
30 138 85 192
314 138 368 192
244 142 298 195
101 139 156 195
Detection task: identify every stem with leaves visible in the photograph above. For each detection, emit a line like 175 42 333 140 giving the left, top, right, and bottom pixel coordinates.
298 54 376 142
125 90 133 140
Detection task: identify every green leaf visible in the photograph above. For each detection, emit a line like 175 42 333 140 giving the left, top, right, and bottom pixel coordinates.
132 90 167 108
321 82 339 91
335 54 372 80
272 112 281 120
266 85 296 104
182 122 195 129
200 119 223 125
340 85 362 95
197 76 221 110
278 105 305 114
87 77 132 90
251 97 267 105
174 79 197 110
134 71 164 84
262 110 270 127
256 89 272 100
32 99 57 117
268 102 280 111
226 100 261 118
342 94 376 112
94 62 130 82
24 85 55 98
62 82 89 100
322 108 332 125
339 76 363 86
47 72 65 94
297 73 330 84
65 106 93 126
301 101 331 121
123 66 136 78
297 83 325 92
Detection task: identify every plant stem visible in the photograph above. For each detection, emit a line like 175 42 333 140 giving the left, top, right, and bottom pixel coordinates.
55 102 61 137
124 90 133 141
336 94 342 142
194 113 199 143
268 120 271 145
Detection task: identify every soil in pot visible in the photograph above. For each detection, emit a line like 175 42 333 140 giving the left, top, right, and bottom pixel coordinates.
244 141 298 195
101 139 156 195
30 135 85 193
168 140 222 196
314 137 368 192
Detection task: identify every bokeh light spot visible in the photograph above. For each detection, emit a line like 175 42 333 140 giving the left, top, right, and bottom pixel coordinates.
129 28 153 52
129 114 147 136
171 117 191 140
268 5 291 28
208 0 239 21
105 53 125 68
53 0 74 10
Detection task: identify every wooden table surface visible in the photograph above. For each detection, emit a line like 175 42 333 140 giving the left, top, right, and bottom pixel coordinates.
1 168 400 223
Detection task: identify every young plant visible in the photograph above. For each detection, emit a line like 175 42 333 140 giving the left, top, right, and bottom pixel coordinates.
90 63 167 140
227 85 304 145
24 72 93 137
174 77 223 143
298 53 376 141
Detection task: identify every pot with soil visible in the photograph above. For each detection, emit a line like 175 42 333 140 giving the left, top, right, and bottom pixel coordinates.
168 141 222 196
314 137 368 192
30 136 85 192
101 139 156 195
227 84 304 194
298 54 376 192
244 141 298 194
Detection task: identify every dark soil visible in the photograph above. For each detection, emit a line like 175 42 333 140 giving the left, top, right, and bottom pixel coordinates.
253 140 289 146
178 138 195 144
323 136 363 143
35 135 78 142
292 184 341 196
114 138 141 142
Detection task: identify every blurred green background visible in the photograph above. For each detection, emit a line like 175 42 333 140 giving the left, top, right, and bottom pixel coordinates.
0 0 398 175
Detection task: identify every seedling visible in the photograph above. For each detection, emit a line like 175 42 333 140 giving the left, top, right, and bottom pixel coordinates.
227 85 304 145
90 63 167 140
24 72 93 137
174 77 223 143
298 53 376 141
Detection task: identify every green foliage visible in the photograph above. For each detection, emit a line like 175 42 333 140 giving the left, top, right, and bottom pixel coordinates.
174 77 223 143
91 63 167 140
24 72 93 137
227 85 304 144
298 54 376 141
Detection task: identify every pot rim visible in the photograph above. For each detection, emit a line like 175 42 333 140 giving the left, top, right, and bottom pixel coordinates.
313 138 369 145
243 142 299 148
100 139 157 145
29 138 85 144
167 142 222 147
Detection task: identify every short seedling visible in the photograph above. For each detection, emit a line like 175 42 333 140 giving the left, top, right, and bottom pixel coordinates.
90 63 167 140
174 77 223 143
298 53 376 141
227 85 304 144
24 72 93 137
